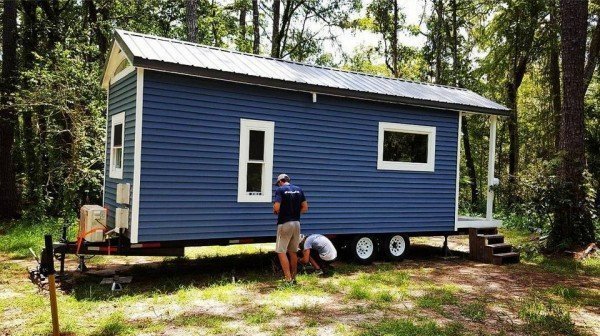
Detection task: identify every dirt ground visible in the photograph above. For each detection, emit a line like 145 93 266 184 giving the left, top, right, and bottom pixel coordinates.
1 235 599 336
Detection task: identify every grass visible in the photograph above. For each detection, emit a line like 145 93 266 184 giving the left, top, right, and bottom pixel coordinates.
93 312 133 336
0 217 77 258
360 318 466 336
416 286 459 312
243 306 277 324
518 295 580 336
1 220 599 336
459 301 487 322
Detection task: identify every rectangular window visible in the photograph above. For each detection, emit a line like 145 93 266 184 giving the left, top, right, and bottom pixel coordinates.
238 119 275 202
109 112 125 179
377 122 436 172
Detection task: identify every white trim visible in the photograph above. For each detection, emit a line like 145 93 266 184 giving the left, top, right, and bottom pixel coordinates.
109 112 125 179
237 118 275 203
110 66 135 85
486 115 497 220
102 89 110 206
130 68 144 244
101 40 132 89
377 122 436 172
454 112 462 230
456 218 501 229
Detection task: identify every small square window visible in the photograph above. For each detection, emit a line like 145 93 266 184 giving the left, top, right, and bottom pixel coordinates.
377 122 436 172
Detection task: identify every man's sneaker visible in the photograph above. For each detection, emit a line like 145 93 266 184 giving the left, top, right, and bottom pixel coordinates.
314 269 324 276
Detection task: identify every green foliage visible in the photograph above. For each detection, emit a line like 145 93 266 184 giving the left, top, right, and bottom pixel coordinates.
0 216 76 258
16 44 106 218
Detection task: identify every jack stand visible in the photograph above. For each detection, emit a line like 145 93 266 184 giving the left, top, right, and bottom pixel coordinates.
77 255 88 272
100 275 132 291
442 235 449 256
440 235 458 260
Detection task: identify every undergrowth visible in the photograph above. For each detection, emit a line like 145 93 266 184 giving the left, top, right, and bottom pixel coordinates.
0 217 77 258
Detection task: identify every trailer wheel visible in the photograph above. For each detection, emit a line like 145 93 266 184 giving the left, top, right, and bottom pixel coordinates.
383 234 409 261
350 235 377 264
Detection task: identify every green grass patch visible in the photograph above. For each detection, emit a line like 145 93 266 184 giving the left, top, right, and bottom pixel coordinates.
361 318 465 336
92 312 133 336
0 217 77 258
459 301 487 322
519 295 580 336
347 284 372 300
173 312 232 329
416 287 459 312
243 306 277 324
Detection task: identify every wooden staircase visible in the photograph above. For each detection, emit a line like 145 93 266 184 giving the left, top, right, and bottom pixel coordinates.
468 228 520 265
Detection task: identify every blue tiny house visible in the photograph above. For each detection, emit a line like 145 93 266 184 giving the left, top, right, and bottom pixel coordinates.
97 30 510 261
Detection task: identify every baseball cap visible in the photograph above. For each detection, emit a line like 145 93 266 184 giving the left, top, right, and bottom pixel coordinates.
274 173 290 185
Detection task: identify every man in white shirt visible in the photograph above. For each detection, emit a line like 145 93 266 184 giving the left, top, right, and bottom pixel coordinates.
299 234 337 275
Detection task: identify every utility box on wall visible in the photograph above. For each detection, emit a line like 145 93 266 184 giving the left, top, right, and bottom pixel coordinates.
79 205 107 243
116 183 130 204
115 208 129 230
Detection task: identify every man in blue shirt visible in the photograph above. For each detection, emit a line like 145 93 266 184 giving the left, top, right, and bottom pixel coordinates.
273 173 308 284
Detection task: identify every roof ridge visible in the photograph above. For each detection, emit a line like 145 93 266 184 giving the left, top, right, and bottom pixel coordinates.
116 29 471 92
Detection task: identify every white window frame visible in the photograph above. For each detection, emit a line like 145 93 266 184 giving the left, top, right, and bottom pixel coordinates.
237 119 275 202
377 122 436 172
109 112 126 179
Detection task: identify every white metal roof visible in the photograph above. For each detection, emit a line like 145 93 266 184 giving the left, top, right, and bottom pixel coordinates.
107 29 509 115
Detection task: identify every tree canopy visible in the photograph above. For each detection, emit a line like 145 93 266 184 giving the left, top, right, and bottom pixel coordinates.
0 0 598 249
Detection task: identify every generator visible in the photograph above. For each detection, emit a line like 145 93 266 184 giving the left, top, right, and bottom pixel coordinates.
79 205 107 243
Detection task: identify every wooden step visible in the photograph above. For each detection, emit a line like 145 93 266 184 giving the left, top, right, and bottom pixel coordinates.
486 243 512 252
475 227 498 235
492 252 520 265
484 243 513 262
477 234 504 245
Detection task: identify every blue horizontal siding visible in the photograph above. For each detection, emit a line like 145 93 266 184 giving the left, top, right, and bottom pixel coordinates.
137 70 459 242
103 72 136 228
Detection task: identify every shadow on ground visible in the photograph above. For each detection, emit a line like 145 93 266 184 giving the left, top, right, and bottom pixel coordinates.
61 242 463 301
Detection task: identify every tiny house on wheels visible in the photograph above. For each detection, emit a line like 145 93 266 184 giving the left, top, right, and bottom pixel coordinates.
63 29 518 265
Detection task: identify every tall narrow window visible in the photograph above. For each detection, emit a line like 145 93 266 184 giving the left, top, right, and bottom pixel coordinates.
238 119 275 202
110 112 125 179
377 122 436 172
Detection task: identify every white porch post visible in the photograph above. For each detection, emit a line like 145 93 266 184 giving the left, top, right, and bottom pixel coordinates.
486 115 497 220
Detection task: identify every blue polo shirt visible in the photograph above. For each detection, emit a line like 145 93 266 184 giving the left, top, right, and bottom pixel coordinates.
274 183 306 225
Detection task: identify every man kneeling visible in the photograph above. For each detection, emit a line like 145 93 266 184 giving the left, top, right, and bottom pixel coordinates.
299 234 337 275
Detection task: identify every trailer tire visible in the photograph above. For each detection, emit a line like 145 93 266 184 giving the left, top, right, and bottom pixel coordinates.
350 235 377 264
383 234 409 261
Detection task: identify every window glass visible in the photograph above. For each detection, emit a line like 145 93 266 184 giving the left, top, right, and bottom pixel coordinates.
114 124 123 147
248 130 265 161
114 148 123 169
383 131 428 163
246 163 263 193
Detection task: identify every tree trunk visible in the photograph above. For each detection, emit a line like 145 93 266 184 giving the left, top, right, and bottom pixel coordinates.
239 4 248 51
434 0 444 84
462 116 479 208
21 0 41 203
506 81 519 201
549 4 561 150
252 0 260 54
87 0 109 61
271 0 281 57
186 0 199 43
391 0 399 77
550 0 596 248
0 0 20 219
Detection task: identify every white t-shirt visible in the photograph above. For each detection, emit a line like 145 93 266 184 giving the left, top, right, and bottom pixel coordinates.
304 234 337 261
